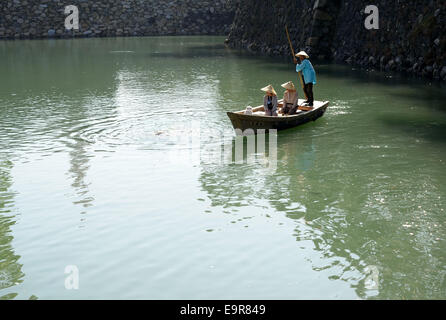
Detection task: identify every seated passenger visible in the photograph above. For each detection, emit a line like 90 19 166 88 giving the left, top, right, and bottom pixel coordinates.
281 81 298 115
261 85 278 117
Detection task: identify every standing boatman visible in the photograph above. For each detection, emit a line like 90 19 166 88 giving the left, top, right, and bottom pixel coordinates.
293 51 316 107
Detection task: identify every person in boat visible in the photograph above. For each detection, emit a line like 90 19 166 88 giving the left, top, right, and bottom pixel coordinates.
244 106 253 115
294 51 316 107
261 85 278 116
280 81 298 115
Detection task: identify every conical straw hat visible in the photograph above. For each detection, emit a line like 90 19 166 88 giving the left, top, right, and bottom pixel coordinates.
295 51 309 58
260 84 277 96
281 81 296 91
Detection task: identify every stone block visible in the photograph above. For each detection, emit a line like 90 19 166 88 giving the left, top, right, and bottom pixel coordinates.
313 9 332 21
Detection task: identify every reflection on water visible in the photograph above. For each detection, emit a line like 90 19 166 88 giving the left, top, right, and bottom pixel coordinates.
200 129 446 299
0 160 24 299
0 36 445 299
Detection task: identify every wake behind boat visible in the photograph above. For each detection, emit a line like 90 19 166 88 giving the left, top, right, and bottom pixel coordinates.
227 99 329 134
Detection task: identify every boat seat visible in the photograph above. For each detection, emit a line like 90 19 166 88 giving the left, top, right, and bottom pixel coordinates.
282 110 303 116
249 109 305 116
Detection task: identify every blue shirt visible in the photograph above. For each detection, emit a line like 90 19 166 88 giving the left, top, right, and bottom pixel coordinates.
296 59 317 85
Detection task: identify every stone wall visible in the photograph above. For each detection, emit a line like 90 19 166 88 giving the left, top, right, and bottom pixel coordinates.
226 0 314 57
226 0 446 81
0 0 235 39
308 0 341 60
333 0 446 81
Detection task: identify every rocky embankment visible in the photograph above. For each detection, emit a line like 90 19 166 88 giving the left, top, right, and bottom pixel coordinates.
333 0 445 81
0 0 235 39
227 0 446 81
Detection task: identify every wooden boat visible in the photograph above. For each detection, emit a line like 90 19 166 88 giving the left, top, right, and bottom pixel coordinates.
227 99 329 134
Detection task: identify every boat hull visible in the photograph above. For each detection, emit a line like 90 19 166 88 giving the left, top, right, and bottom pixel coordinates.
227 101 329 134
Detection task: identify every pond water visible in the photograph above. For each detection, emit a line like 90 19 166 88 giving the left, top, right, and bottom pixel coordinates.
0 36 445 299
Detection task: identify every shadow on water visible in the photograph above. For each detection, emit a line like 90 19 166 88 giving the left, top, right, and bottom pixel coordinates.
148 43 230 57
389 89 446 114
146 41 292 64
378 115 446 144
147 51 226 59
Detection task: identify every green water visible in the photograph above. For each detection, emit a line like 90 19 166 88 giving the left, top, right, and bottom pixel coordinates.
0 36 445 300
